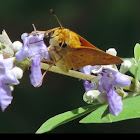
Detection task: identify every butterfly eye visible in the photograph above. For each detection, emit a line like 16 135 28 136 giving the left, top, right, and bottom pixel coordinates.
44 34 51 46
59 42 67 48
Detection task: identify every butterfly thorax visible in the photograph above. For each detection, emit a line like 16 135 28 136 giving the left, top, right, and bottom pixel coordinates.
49 28 81 51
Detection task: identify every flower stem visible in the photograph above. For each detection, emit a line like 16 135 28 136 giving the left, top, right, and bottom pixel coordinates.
41 62 98 82
134 64 140 93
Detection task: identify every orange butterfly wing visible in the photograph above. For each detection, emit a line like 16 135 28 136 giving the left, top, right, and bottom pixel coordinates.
65 34 123 70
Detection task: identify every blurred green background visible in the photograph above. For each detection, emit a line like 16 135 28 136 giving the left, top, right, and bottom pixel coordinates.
0 0 140 133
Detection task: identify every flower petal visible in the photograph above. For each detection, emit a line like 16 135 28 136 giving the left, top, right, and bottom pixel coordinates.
0 57 19 85
107 88 123 116
0 83 13 111
112 70 131 87
15 33 30 61
29 56 42 87
15 44 30 61
2 69 19 85
82 65 96 92
40 47 51 60
82 65 100 74
0 57 15 70
97 68 131 93
83 80 96 92
97 77 107 93
97 71 114 93
27 34 47 58
82 65 93 75
16 33 50 62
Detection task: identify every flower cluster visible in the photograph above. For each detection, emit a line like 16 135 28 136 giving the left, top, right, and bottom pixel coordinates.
0 29 132 117
0 30 52 111
0 30 24 111
15 33 51 87
82 49 132 116
0 54 23 111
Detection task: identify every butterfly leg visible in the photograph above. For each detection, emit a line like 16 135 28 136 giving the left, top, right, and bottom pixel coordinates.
35 47 63 87
41 59 54 64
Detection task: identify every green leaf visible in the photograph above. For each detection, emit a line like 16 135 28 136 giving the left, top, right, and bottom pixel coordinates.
80 95 140 123
36 104 101 134
134 43 140 63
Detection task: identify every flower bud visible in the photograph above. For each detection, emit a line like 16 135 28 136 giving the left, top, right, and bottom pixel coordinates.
12 66 23 79
120 60 132 74
97 92 108 104
11 41 23 52
106 48 117 56
85 90 100 102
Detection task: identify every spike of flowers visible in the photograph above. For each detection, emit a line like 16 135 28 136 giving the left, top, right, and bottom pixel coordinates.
0 54 21 111
15 33 51 87
82 65 131 116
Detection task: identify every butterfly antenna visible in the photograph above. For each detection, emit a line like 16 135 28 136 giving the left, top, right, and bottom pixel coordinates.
50 9 63 28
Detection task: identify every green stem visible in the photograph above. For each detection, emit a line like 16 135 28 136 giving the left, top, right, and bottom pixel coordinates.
134 65 140 93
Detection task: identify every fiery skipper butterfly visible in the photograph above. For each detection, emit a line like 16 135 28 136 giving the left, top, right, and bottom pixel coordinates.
35 9 123 72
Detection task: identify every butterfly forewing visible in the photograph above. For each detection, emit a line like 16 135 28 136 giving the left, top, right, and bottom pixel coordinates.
67 46 123 70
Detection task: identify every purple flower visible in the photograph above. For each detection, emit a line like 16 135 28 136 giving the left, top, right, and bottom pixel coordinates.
0 54 19 111
98 67 131 116
82 65 99 92
15 33 51 87
82 65 131 116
